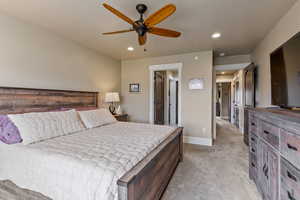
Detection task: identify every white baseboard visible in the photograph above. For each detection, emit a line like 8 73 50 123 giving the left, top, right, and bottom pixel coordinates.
183 136 213 146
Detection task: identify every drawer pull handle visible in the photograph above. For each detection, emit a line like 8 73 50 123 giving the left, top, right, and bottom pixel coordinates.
251 137 255 142
251 162 255 167
251 122 256 126
287 144 298 151
287 171 298 182
288 191 296 200
251 148 255 153
264 130 270 135
263 164 268 179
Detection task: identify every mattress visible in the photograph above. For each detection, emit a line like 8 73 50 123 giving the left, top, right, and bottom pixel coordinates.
0 122 176 200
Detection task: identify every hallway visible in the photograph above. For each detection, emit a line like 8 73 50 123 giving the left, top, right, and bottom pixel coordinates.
162 118 261 200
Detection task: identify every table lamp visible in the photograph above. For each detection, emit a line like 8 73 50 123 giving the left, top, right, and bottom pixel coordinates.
105 92 120 115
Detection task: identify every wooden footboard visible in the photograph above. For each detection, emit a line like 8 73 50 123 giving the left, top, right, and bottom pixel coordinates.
118 127 183 200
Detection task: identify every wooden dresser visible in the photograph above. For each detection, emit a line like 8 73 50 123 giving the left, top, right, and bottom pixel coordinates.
248 108 300 200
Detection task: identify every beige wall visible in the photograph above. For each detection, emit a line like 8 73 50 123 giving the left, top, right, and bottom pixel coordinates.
214 55 251 66
0 13 121 105
121 51 213 141
216 75 234 83
252 0 300 106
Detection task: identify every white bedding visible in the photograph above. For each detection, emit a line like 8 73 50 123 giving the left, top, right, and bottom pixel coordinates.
0 122 176 200
8 109 86 145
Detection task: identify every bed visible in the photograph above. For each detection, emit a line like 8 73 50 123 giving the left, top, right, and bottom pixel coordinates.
0 87 183 200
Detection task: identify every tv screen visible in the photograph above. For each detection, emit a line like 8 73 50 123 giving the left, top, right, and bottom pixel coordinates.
270 33 300 108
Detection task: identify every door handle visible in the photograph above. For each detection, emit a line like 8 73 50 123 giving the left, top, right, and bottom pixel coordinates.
287 171 298 182
263 164 268 179
287 191 296 200
287 144 298 151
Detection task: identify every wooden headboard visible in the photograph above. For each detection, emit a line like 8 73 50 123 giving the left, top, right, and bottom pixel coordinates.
0 87 98 114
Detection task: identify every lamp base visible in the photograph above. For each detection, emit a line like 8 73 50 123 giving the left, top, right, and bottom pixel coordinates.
109 104 116 115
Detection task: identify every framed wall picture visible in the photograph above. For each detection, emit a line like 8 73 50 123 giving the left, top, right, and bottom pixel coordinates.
189 78 204 90
129 83 140 93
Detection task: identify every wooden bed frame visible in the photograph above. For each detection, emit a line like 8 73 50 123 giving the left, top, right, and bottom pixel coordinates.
0 87 183 200
118 127 183 200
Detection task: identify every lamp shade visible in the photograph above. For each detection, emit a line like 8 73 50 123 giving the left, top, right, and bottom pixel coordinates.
105 92 120 103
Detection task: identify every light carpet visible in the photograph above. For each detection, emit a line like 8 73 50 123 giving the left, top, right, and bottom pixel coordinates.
162 118 261 200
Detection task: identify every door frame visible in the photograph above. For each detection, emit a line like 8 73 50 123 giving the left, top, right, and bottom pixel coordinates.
149 63 182 126
168 78 178 125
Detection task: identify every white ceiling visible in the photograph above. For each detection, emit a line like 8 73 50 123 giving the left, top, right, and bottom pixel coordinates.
0 0 297 60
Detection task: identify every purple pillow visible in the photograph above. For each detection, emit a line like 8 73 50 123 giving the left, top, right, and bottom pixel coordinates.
0 115 22 144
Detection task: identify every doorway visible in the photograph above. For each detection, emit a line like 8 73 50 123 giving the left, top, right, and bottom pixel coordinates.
214 62 255 142
216 82 231 121
149 63 182 126
154 70 179 125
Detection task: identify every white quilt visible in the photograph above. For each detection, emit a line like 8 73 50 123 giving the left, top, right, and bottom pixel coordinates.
0 122 175 200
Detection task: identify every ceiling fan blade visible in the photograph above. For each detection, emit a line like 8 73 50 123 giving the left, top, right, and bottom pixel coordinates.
138 34 147 46
149 27 181 38
144 4 176 27
102 29 134 35
103 3 134 25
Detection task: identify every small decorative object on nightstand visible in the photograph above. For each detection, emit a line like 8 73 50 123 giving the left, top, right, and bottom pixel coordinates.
114 114 128 122
105 92 120 115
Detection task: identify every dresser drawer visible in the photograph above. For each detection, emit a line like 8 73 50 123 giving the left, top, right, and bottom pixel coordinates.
249 134 258 155
250 152 258 168
281 158 300 200
260 121 280 149
249 116 258 134
249 152 258 182
281 130 300 169
250 132 258 146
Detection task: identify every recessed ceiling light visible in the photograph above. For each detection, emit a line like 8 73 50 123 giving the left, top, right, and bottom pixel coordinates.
211 32 221 39
219 53 225 57
222 72 225 74
194 56 199 60
127 46 134 51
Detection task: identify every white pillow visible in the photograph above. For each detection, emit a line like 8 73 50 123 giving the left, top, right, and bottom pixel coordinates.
78 108 117 129
8 109 85 145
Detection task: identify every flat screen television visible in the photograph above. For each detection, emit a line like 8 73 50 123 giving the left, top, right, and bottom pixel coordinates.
270 32 300 108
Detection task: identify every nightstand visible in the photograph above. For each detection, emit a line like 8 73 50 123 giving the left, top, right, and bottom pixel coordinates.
114 114 129 122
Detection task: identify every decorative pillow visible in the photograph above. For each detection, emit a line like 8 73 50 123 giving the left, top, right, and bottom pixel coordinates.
78 108 117 129
0 115 22 144
8 109 85 145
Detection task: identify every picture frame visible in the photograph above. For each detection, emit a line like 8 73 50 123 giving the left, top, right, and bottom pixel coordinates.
129 83 140 93
188 78 204 90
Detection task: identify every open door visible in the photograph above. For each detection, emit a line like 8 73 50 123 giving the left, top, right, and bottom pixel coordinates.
154 71 165 124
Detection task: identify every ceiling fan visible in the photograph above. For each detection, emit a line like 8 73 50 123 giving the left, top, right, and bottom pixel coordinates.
102 3 181 46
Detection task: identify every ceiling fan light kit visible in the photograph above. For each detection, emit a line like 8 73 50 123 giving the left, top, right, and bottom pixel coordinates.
102 3 181 46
